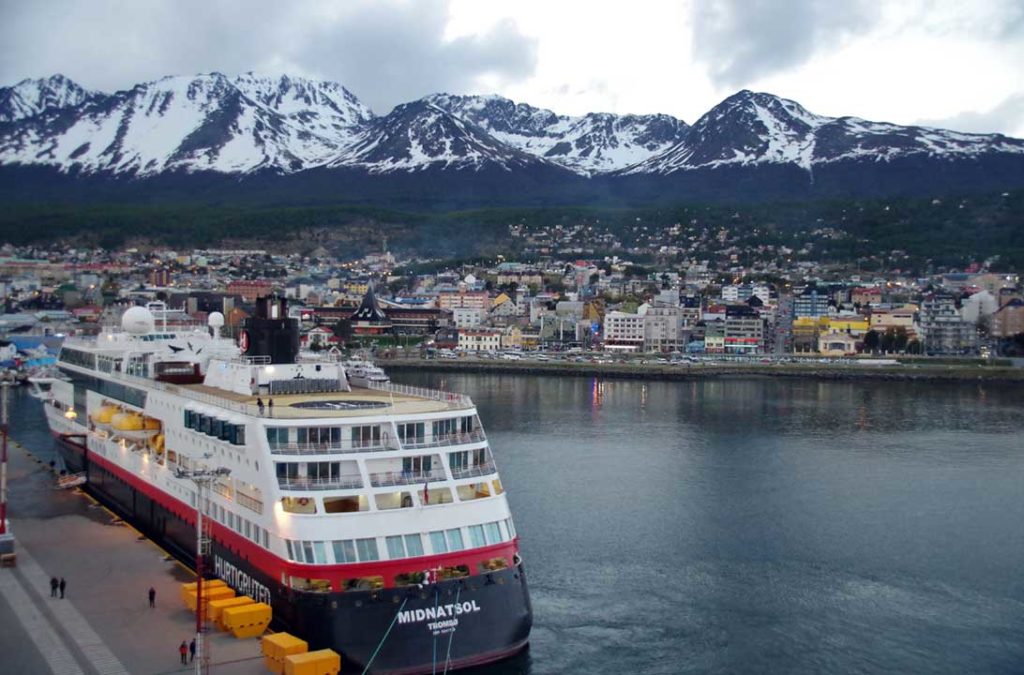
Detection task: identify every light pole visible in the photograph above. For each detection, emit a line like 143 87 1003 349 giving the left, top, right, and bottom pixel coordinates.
176 463 230 675
0 382 9 537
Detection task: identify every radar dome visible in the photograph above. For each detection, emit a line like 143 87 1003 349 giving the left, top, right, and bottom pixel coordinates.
122 306 155 334
208 312 225 328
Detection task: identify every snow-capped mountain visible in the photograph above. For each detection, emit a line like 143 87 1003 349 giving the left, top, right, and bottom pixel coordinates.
425 93 688 174
622 90 1024 175
0 73 372 175
329 100 562 173
1 74 1023 204
0 74 100 122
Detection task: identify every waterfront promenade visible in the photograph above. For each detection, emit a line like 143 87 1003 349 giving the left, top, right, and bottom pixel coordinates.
381 354 1024 384
0 437 263 674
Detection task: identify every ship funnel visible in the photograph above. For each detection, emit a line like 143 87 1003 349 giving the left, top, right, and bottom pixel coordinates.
238 296 299 364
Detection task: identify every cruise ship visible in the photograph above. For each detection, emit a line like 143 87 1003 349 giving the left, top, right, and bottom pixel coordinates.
36 297 532 673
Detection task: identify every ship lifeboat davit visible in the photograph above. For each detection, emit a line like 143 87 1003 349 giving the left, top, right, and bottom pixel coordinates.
90 404 120 428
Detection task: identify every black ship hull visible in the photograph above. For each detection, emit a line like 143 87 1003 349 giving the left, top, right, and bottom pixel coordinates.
54 433 533 674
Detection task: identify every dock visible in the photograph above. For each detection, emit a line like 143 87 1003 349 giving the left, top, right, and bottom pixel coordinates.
0 435 264 674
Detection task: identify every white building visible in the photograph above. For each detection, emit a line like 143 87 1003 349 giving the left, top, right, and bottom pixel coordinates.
604 310 646 351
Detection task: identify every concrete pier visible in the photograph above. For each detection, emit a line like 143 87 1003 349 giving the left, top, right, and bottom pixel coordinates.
0 436 264 674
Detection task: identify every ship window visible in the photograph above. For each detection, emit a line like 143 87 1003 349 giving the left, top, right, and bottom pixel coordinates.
332 539 356 563
437 565 470 580
302 541 314 562
397 422 425 444
492 479 504 495
262 530 269 548
281 497 317 514
506 518 516 538
485 522 502 544
456 482 491 501
244 520 251 539
445 529 464 552
479 557 508 573
266 427 289 447
343 576 383 592
429 530 448 554
404 534 424 558
324 496 367 513
211 419 224 438
449 451 469 471
468 525 486 548
351 425 381 448
386 536 406 559
233 425 246 446
355 538 379 562
432 418 458 438
375 492 413 511
286 540 295 561
422 487 453 506
312 541 328 564
394 572 426 587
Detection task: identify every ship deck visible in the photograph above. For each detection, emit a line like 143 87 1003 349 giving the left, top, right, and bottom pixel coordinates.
179 382 471 418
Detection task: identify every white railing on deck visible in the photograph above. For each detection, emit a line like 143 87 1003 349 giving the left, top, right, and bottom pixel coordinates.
369 468 447 488
277 475 364 491
450 461 497 480
367 381 473 409
399 429 487 450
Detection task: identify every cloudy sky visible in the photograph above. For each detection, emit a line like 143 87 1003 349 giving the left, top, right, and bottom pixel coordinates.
2 0 1022 136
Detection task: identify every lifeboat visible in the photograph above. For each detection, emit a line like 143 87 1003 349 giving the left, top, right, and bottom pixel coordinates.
149 433 165 455
90 404 121 428
112 412 161 441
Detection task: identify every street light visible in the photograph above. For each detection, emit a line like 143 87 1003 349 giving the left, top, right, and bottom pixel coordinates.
176 462 231 675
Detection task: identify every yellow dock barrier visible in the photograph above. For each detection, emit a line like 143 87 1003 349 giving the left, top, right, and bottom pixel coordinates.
209 596 255 631
222 602 272 638
284 649 341 675
180 579 227 604
184 585 236 612
261 633 309 674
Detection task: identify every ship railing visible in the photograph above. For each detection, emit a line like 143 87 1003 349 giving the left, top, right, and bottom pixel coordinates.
268 437 400 455
277 475 364 491
399 429 487 450
367 381 474 409
449 461 497 480
369 468 447 488
232 355 271 365
236 492 264 514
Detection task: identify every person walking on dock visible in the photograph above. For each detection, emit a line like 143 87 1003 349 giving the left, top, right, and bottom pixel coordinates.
59 577 66 599
189 638 196 662
148 587 156 608
50 577 58 598
257 397 264 416
268 398 274 417
179 641 187 665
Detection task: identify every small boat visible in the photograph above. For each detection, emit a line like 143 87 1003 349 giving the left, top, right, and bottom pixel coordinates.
344 358 391 388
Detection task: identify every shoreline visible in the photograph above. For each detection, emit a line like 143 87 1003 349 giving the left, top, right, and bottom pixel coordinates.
380 358 1024 385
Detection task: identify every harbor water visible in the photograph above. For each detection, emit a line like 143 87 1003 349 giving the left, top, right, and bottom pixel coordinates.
8 375 1024 674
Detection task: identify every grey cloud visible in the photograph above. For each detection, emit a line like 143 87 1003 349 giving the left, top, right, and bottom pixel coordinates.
917 93 1024 137
0 0 537 113
691 0 879 88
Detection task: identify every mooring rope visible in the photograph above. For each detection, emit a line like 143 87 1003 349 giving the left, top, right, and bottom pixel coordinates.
441 585 462 675
361 595 409 675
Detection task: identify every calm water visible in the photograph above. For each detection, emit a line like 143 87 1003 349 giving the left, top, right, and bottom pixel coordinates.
9 376 1024 674
394 373 1024 675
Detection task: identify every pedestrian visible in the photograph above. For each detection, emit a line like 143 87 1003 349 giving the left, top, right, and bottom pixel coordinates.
59 577 66 599
179 641 187 665
189 638 196 662
268 398 274 417
50 577 58 598
257 397 264 416
148 587 156 608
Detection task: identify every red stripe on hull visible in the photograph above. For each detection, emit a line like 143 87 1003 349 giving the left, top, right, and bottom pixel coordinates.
56 431 520 591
